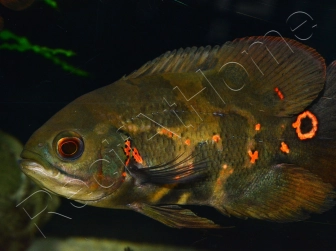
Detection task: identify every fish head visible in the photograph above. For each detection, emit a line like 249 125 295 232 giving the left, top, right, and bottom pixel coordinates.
20 96 127 202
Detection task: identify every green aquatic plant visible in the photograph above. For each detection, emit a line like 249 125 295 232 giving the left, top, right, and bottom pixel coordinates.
44 0 58 8
0 30 88 76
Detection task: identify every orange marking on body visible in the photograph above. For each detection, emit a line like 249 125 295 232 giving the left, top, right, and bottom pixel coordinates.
248 150 258 164
184 138 191 146
92 168 105 189
274 87 284 100
123 139 131 156
95 166 104 181
123 140 132 166
122 172 127 177
125 139 131 148
280 142 290 153
215 164 233 190
125 159 130 166
159 128 173 138
255 123 261 131
132 147 143 164
292 111 318 140
212 134 221 143
90 183 99 190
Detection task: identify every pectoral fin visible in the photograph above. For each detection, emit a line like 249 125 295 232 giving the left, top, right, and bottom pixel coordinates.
129 203 221 229
127 153 208 184
221 164 335 222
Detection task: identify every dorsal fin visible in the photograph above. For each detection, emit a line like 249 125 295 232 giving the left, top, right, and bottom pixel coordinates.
124 36 326 116
124 36 324 79
124 45 220 79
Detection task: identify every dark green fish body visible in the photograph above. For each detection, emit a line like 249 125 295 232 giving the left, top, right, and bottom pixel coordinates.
21 36 336 228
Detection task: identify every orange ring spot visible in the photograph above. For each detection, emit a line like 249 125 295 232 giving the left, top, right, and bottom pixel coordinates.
184 139 191 146
292 111 318 140
280 142 290 153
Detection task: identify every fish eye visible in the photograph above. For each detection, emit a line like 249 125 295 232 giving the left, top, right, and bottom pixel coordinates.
54 131 84 160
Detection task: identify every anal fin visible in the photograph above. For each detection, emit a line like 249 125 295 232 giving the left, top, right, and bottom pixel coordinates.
129 203 221 229
223 164 335 222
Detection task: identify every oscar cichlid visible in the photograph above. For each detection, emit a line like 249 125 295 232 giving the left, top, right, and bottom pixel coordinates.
20 36 336 228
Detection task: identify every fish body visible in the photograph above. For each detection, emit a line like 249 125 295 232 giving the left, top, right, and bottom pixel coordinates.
21 36 336 228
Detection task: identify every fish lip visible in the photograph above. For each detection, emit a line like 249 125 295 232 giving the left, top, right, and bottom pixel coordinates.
20 159 103 200
19 158 62 193
21 149 52 169
20 159 58 181
20 150 110 202
20 149 82 180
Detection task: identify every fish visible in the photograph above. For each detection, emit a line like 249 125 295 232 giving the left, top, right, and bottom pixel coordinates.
20 36 336 228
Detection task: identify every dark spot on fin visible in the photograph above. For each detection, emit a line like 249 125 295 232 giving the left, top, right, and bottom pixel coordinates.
129 203 221 229
127 153 208 184
222 164 335 222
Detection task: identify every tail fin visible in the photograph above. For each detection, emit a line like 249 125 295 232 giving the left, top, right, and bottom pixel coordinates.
213 62 336 223
307 61 336 186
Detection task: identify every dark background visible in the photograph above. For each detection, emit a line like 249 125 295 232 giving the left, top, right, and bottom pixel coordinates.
1 0 336 250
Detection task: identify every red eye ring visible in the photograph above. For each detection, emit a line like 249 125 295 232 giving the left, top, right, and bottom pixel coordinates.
57 137 84 160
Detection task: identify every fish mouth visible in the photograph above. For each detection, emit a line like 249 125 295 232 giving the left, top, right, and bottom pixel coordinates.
20 149 78 179
20 159 61 191
20 149 106 201
20 149 62 189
